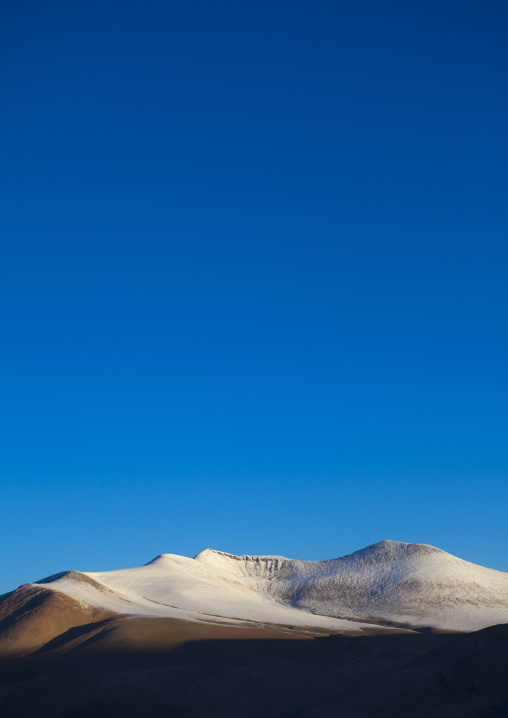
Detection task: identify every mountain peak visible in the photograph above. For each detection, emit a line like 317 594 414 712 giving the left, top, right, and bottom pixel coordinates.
346 539 445 561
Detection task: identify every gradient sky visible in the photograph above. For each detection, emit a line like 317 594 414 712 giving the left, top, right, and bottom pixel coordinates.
1 1 507 594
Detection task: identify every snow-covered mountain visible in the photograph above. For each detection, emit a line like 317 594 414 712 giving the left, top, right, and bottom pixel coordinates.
35 540 508 632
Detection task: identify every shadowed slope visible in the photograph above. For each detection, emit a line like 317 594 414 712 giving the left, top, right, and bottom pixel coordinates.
292 622 508 718
0 613 451 718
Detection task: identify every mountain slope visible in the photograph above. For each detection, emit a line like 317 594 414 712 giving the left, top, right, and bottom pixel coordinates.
34 554 377 633
31 540 508 632
0 583 113 659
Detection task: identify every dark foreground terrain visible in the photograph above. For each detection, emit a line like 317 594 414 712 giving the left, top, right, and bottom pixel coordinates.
1 584 508 717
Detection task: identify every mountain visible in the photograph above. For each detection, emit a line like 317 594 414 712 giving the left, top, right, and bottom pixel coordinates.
28 539 508 632
1 540 508 717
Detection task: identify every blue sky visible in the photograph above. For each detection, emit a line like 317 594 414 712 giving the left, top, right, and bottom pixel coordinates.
1 1 507 593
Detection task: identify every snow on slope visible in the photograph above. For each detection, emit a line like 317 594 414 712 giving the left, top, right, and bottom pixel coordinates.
37 541 508 632
194 540 508 631
36 555 372 632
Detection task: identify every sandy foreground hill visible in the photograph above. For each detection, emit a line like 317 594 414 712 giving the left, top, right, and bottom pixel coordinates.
1 540 508 717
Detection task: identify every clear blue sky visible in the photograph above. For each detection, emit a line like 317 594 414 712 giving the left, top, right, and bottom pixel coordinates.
1 1 507 593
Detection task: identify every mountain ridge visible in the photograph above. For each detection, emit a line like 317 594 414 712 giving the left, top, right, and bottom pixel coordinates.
24 539 508 633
